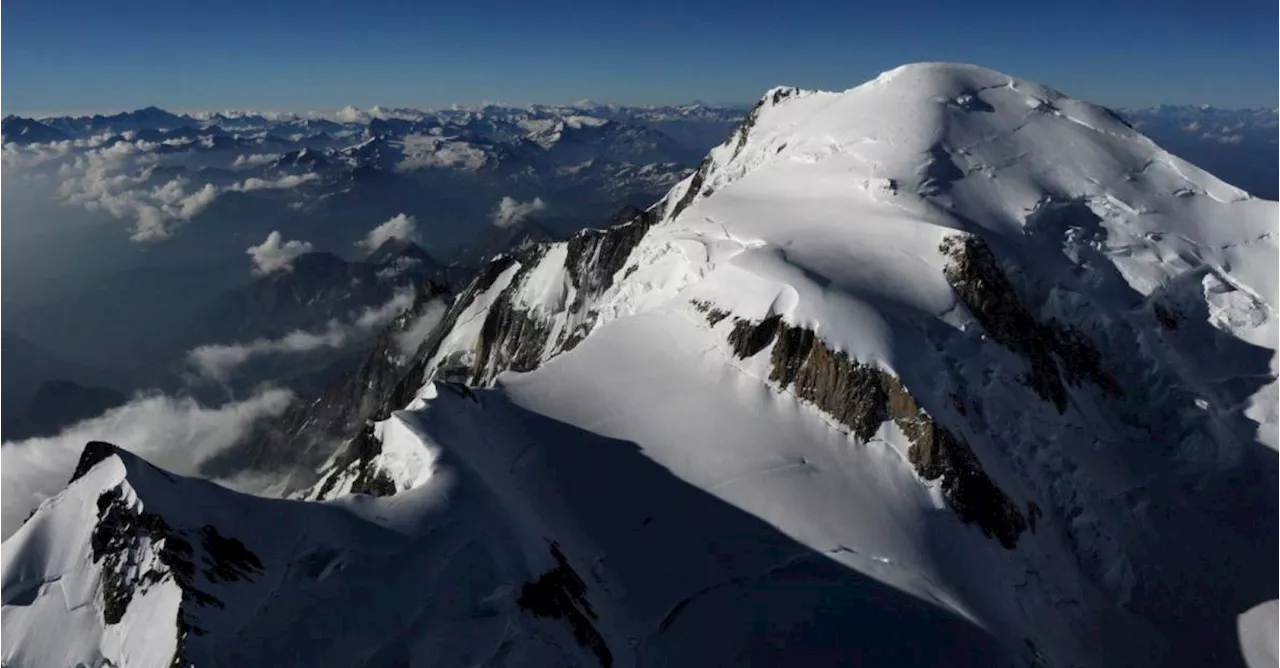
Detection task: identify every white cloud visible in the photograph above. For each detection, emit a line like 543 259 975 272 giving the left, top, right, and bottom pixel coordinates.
177 183 219 218
333 105 368 124
491 196 546 228
356 213 419 251
34 136 318 242
187 291 415 383
232 153 279 168
2 140 75 169
52 142 217 242
228 172 319 192
394 298 449 357
246 230 314 275
1 387 294 540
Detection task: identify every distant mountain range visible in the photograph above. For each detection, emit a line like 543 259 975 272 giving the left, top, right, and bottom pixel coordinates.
0 100 748 400
1118 106 1278 199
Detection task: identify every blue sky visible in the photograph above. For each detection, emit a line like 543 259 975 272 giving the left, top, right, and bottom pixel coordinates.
3 0 1276 114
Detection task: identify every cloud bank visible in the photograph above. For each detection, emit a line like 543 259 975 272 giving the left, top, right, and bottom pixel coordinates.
246 230 314 275
188 291 414 382
1 387 293 540
5 136 322 242
357 213 419 252
491 196 546 228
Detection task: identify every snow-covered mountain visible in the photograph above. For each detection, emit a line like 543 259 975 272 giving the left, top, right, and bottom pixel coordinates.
4 63 1276 668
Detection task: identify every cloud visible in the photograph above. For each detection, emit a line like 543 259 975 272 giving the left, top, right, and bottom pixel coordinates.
51 141 217 242
232 153 279 168
1 387 293 540
228 172 319 192
355 291 416 328
2 141 74 169
356 213 419 251
246 230 314 275
187 291 415 382
394 298 449 357
35 136 319 242
333 105 368 124
1208 133 1244 145
491 196 546 228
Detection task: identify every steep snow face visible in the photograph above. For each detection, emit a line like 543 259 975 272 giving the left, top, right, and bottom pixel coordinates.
333 62 1276 666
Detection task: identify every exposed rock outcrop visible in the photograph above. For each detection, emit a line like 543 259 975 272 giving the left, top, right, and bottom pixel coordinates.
727 316 1027 548
231 283 452 491
565 207 657 310
941 234 1121 412
81 442 263 667
302 206 660 499
518 542 612 668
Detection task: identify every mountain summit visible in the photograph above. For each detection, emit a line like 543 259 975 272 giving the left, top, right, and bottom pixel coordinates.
4 63 1276 668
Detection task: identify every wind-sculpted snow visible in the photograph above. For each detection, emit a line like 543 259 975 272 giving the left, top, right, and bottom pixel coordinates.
5 63 1276 667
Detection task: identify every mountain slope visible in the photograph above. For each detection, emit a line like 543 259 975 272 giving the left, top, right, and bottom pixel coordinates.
5 63 1276 667
310 62 1277 666
0 331 127 418
2 379 128 441
204 241 449 341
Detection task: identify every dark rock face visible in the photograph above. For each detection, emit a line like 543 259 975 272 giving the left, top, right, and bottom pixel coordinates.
728 314 782 359
383 255 519 411
565 208 657 310
941 234 1121 412
70 441 124 484
727 316 1027 549
884 376 1028 549
278 257 523 498
464 207 659 386
689 299 730 326
293 206 660 499
518 542 612 668
469 246 554 383
474 297 553 384
92 487 161 625
231 283 452 491
343 425 398 498
82 441 267 664
666 157 711 221
200 526 264 584
780 333 890 443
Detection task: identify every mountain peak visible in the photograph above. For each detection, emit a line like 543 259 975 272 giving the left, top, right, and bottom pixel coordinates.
365 237 438 267
69 440 128 484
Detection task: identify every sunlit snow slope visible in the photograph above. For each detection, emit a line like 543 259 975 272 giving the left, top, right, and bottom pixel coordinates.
4 63 1276 668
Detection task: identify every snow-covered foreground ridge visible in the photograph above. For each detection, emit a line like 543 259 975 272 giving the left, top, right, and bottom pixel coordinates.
5 63 1277 667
